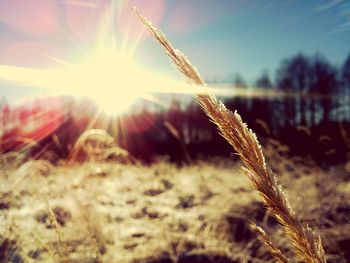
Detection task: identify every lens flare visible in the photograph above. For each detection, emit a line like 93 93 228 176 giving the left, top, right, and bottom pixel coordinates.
0 0 260 116
58 49 151 114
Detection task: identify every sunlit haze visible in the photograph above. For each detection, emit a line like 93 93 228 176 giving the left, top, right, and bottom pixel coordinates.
0 3 350 261
0 0 185 114
0 0 349 106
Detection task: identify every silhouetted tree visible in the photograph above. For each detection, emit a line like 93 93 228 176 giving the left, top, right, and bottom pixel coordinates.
309 54 338 122
233 73 247 88
276 53 312 92
342 53 350 89
310 54 338 94
275 54 312 125
255 71 273 89
250 71 273 130
341 54 350 121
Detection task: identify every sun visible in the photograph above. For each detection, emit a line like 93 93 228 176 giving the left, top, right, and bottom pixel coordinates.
0 47 161 115
0 48 223 115
0 0 225 116
64 48 152 114
0 0 220 115
0 0 167 115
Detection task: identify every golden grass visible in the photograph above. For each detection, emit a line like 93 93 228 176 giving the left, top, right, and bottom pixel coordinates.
164 121 192 164
1 158 268 262
132 6 327 263
67 129 135 164
250 222 289 263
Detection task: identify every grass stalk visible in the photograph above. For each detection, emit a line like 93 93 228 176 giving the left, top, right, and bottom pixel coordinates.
132 6 327 263
250 222 289 263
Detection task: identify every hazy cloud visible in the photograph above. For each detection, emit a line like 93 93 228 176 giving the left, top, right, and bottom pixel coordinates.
315 0 350 33
315 0 344 12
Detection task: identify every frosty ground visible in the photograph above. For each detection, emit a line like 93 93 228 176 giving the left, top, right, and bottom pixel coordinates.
0 158 349 263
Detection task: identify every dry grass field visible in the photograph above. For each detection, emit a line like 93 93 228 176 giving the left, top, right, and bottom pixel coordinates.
0 152 349 263
1 5 350 263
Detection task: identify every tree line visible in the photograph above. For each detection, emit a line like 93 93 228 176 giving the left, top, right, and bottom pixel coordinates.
120 52 350 163
2 52 350 164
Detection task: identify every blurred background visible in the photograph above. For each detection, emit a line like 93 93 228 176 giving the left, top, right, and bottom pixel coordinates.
0 0 350 165
2 3 350 262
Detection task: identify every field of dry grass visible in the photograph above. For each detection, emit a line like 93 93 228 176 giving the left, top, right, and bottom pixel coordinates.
0 155 349 263
1 5 349 263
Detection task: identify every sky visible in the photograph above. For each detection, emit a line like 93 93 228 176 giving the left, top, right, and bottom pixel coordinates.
0 0 349 102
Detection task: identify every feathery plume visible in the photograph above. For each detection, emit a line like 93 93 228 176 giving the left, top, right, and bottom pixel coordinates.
132 6 327 263
250 222 289 263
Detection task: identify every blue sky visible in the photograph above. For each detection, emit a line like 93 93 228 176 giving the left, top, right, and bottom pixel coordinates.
0 0 349 101
155 0 350 82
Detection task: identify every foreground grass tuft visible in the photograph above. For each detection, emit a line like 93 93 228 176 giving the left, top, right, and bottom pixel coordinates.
132 6 326 263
